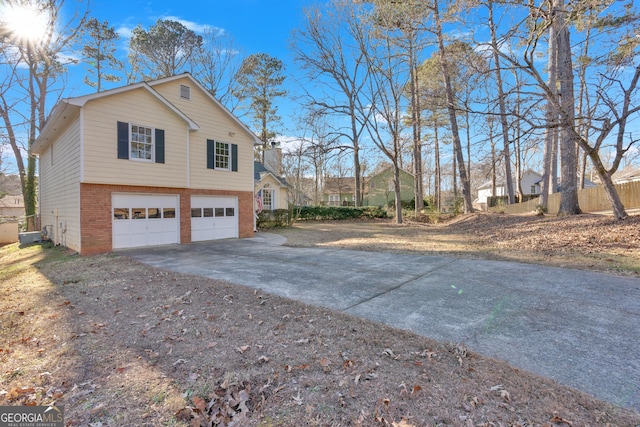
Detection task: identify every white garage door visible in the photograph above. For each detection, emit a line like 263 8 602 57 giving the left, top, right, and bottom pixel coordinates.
112 194 180 249
191 196 238 241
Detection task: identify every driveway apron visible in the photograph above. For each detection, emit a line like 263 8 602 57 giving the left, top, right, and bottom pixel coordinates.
126 234 640 413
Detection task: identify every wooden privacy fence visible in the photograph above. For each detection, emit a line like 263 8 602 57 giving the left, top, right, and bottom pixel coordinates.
489 180 640 215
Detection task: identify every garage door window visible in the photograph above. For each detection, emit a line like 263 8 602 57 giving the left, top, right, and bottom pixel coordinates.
132 209 146 219
215 208 224 217
191 208 202 218
203 208 214 217
114 208 129 220
115 207 177 220
226 208 235 217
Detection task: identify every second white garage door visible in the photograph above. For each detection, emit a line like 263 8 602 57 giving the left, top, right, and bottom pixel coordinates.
191 196 238 241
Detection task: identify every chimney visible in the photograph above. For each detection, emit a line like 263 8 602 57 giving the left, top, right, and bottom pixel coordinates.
263 146 283 176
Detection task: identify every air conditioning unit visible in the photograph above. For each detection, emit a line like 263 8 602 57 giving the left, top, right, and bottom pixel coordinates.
18 231 42 244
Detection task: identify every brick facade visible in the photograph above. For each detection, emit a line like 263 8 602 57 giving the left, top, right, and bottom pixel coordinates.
80 183 254 256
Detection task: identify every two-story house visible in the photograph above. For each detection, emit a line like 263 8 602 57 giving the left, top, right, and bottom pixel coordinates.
32 73 259 255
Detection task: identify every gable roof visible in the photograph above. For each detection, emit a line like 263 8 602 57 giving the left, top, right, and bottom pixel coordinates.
254 162 287 187
33 73 261 155
324 177 355 194
147 74 261 146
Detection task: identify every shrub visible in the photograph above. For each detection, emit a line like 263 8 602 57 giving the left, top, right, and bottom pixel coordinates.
257 209 289 229
293 206 387 221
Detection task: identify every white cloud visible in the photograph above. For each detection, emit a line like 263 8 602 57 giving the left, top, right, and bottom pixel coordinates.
160 15 225 35
116 25 133 40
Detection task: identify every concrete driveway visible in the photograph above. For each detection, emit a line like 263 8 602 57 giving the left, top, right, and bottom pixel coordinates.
126 233 640 412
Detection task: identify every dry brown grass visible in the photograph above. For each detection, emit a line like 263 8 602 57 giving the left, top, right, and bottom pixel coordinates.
1 213 639 426
277 213 640 276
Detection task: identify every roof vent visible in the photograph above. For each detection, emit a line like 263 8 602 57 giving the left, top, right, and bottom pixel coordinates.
180 84 191 100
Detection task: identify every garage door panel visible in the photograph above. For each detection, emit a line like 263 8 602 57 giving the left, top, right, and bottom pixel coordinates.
112 194 179 249
191 196 238 242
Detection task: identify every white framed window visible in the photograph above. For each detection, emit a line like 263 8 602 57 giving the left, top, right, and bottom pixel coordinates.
180 84 191 100
215 141 230 170
530 185 537 194
130 124 154 161
262 188 274 210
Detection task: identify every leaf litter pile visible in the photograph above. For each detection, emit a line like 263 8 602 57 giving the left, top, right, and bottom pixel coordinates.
1 214 640 426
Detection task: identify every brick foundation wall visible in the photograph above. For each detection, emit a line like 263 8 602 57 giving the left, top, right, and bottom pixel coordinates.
80 183 254 256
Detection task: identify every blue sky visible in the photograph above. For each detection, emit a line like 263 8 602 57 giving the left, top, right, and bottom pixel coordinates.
66 0 313 95
59 0 317 148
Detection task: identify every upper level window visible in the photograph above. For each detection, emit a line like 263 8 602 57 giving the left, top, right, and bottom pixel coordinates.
117 121 165 163
530 185 537 194
130 124 154 160
206 139 237 171
215 141 230 170
180 84 191 100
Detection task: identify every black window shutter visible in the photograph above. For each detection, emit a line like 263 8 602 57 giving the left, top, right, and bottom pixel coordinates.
207 139 215 169
155 129 165 163
231 144 238 172
117 121 129 159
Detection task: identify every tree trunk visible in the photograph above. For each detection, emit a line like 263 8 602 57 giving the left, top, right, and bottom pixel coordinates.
433 0 473 213
393 165 403 224
488 0 514 204
556 14 581 215
408 35 423 216
589 153 628 219
434 120 441 211
540 7 558 209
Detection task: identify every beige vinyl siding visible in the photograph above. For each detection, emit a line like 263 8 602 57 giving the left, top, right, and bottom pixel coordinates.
81 88 190 188
152 79 254 192
39 117 82 252
256 175 288 210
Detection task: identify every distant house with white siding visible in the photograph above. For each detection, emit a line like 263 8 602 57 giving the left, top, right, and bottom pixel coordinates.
476 169 597 209
32 73 259 255
612 167 640 184
476 170 544 209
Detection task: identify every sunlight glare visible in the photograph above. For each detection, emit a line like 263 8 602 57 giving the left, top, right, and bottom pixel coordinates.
1 2 50 46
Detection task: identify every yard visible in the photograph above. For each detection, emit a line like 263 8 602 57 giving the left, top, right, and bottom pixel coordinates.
1 212 639 426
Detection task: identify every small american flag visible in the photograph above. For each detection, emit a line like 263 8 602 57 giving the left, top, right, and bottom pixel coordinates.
256 190 263 213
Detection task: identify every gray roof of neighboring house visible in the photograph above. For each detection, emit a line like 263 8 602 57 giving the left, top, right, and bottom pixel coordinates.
254 162 287 186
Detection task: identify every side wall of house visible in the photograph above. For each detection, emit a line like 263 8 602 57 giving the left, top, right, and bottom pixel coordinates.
39 118 82 252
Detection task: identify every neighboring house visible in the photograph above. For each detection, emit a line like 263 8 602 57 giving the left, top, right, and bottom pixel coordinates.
32 73 259 255
612 167 640 184
323 177 355 206
477 169 598 208
254 146 288 212
364 166 414 207
476 170 544 208
0 194 24 218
